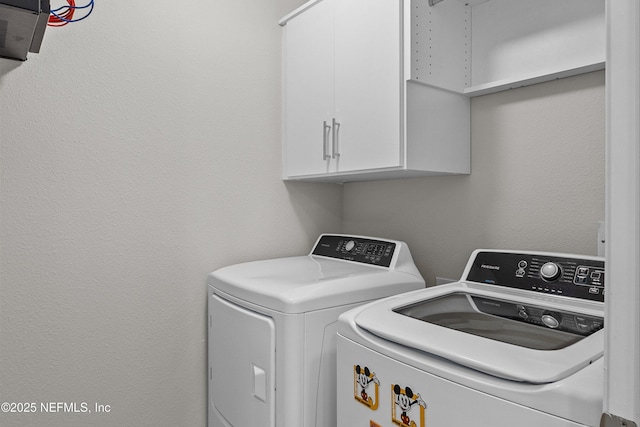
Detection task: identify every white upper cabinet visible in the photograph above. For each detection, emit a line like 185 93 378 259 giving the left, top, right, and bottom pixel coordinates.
280 0 604 182
283 0 426 181
333 0 403 173
282 0 335 177
283 0 404 177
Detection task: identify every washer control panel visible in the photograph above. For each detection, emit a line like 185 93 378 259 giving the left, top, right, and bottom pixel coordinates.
466 251 605 302
311 235 396 267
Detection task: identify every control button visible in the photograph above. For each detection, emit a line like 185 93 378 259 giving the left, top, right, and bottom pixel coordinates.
540 262 562 281
515 269 525 277
517 305 528 320
589 287 600 295
518 260 528 269
575 275 589 284
577 267 590 276
591 271 602 280
344 240 356 252
591 320 603 329
575 316 591 333
576 322 590 333
541 312 561 329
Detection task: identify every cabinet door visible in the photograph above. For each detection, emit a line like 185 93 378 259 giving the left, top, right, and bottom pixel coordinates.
334 0 403 172
283 0 336 177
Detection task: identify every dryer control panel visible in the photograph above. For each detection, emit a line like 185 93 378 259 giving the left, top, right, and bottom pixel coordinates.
466 251 605 302
311 235 396 267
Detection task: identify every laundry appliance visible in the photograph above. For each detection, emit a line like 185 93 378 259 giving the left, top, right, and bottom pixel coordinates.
208 234 425 427
337 249 605 427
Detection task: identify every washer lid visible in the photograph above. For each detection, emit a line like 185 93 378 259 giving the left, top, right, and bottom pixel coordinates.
354 282 604 384
208 255 424 314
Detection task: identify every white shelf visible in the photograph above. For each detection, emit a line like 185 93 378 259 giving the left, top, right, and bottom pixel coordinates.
463 62 606 97
413 0 606 97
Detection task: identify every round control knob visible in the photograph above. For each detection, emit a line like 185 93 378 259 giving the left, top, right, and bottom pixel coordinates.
541 312 561 329
540 262 562 281
344 240 356 252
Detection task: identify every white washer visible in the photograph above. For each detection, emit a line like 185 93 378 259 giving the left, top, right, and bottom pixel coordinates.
337 249 605 427
208 234 425 427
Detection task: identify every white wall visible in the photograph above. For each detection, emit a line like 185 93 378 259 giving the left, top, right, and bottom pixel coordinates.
344 71 605 285
0 1 342 426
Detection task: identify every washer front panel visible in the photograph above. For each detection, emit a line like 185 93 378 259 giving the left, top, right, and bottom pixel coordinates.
337 335 594 427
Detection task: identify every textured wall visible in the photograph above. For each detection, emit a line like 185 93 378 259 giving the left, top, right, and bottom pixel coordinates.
0 1 342 426
344 71 605 285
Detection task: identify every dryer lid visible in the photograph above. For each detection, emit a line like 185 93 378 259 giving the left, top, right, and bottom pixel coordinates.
354 282 604 384
208 255 424 314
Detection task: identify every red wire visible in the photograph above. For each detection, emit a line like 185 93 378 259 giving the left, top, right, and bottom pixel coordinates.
48 0 76 27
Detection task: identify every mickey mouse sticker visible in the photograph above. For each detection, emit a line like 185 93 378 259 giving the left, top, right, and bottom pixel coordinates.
353 365 381 410
391 384 427 427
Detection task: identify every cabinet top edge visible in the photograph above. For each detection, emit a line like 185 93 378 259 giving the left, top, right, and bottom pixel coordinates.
279 0 323 26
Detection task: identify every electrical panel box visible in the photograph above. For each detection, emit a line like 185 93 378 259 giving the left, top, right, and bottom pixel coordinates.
0 0 49 61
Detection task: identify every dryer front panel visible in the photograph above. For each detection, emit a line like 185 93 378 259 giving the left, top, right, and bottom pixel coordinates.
209 294 275 427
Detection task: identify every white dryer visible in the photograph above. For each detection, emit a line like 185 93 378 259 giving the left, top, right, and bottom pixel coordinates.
207 234 425 427
337 249 605 427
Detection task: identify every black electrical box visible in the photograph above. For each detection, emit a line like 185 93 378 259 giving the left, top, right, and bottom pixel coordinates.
0 0 50 61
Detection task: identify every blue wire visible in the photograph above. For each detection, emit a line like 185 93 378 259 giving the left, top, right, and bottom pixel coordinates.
50 0 94 23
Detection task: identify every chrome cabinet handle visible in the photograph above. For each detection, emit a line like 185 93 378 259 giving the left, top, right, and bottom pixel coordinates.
332 118 340 158
323 121 331 160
